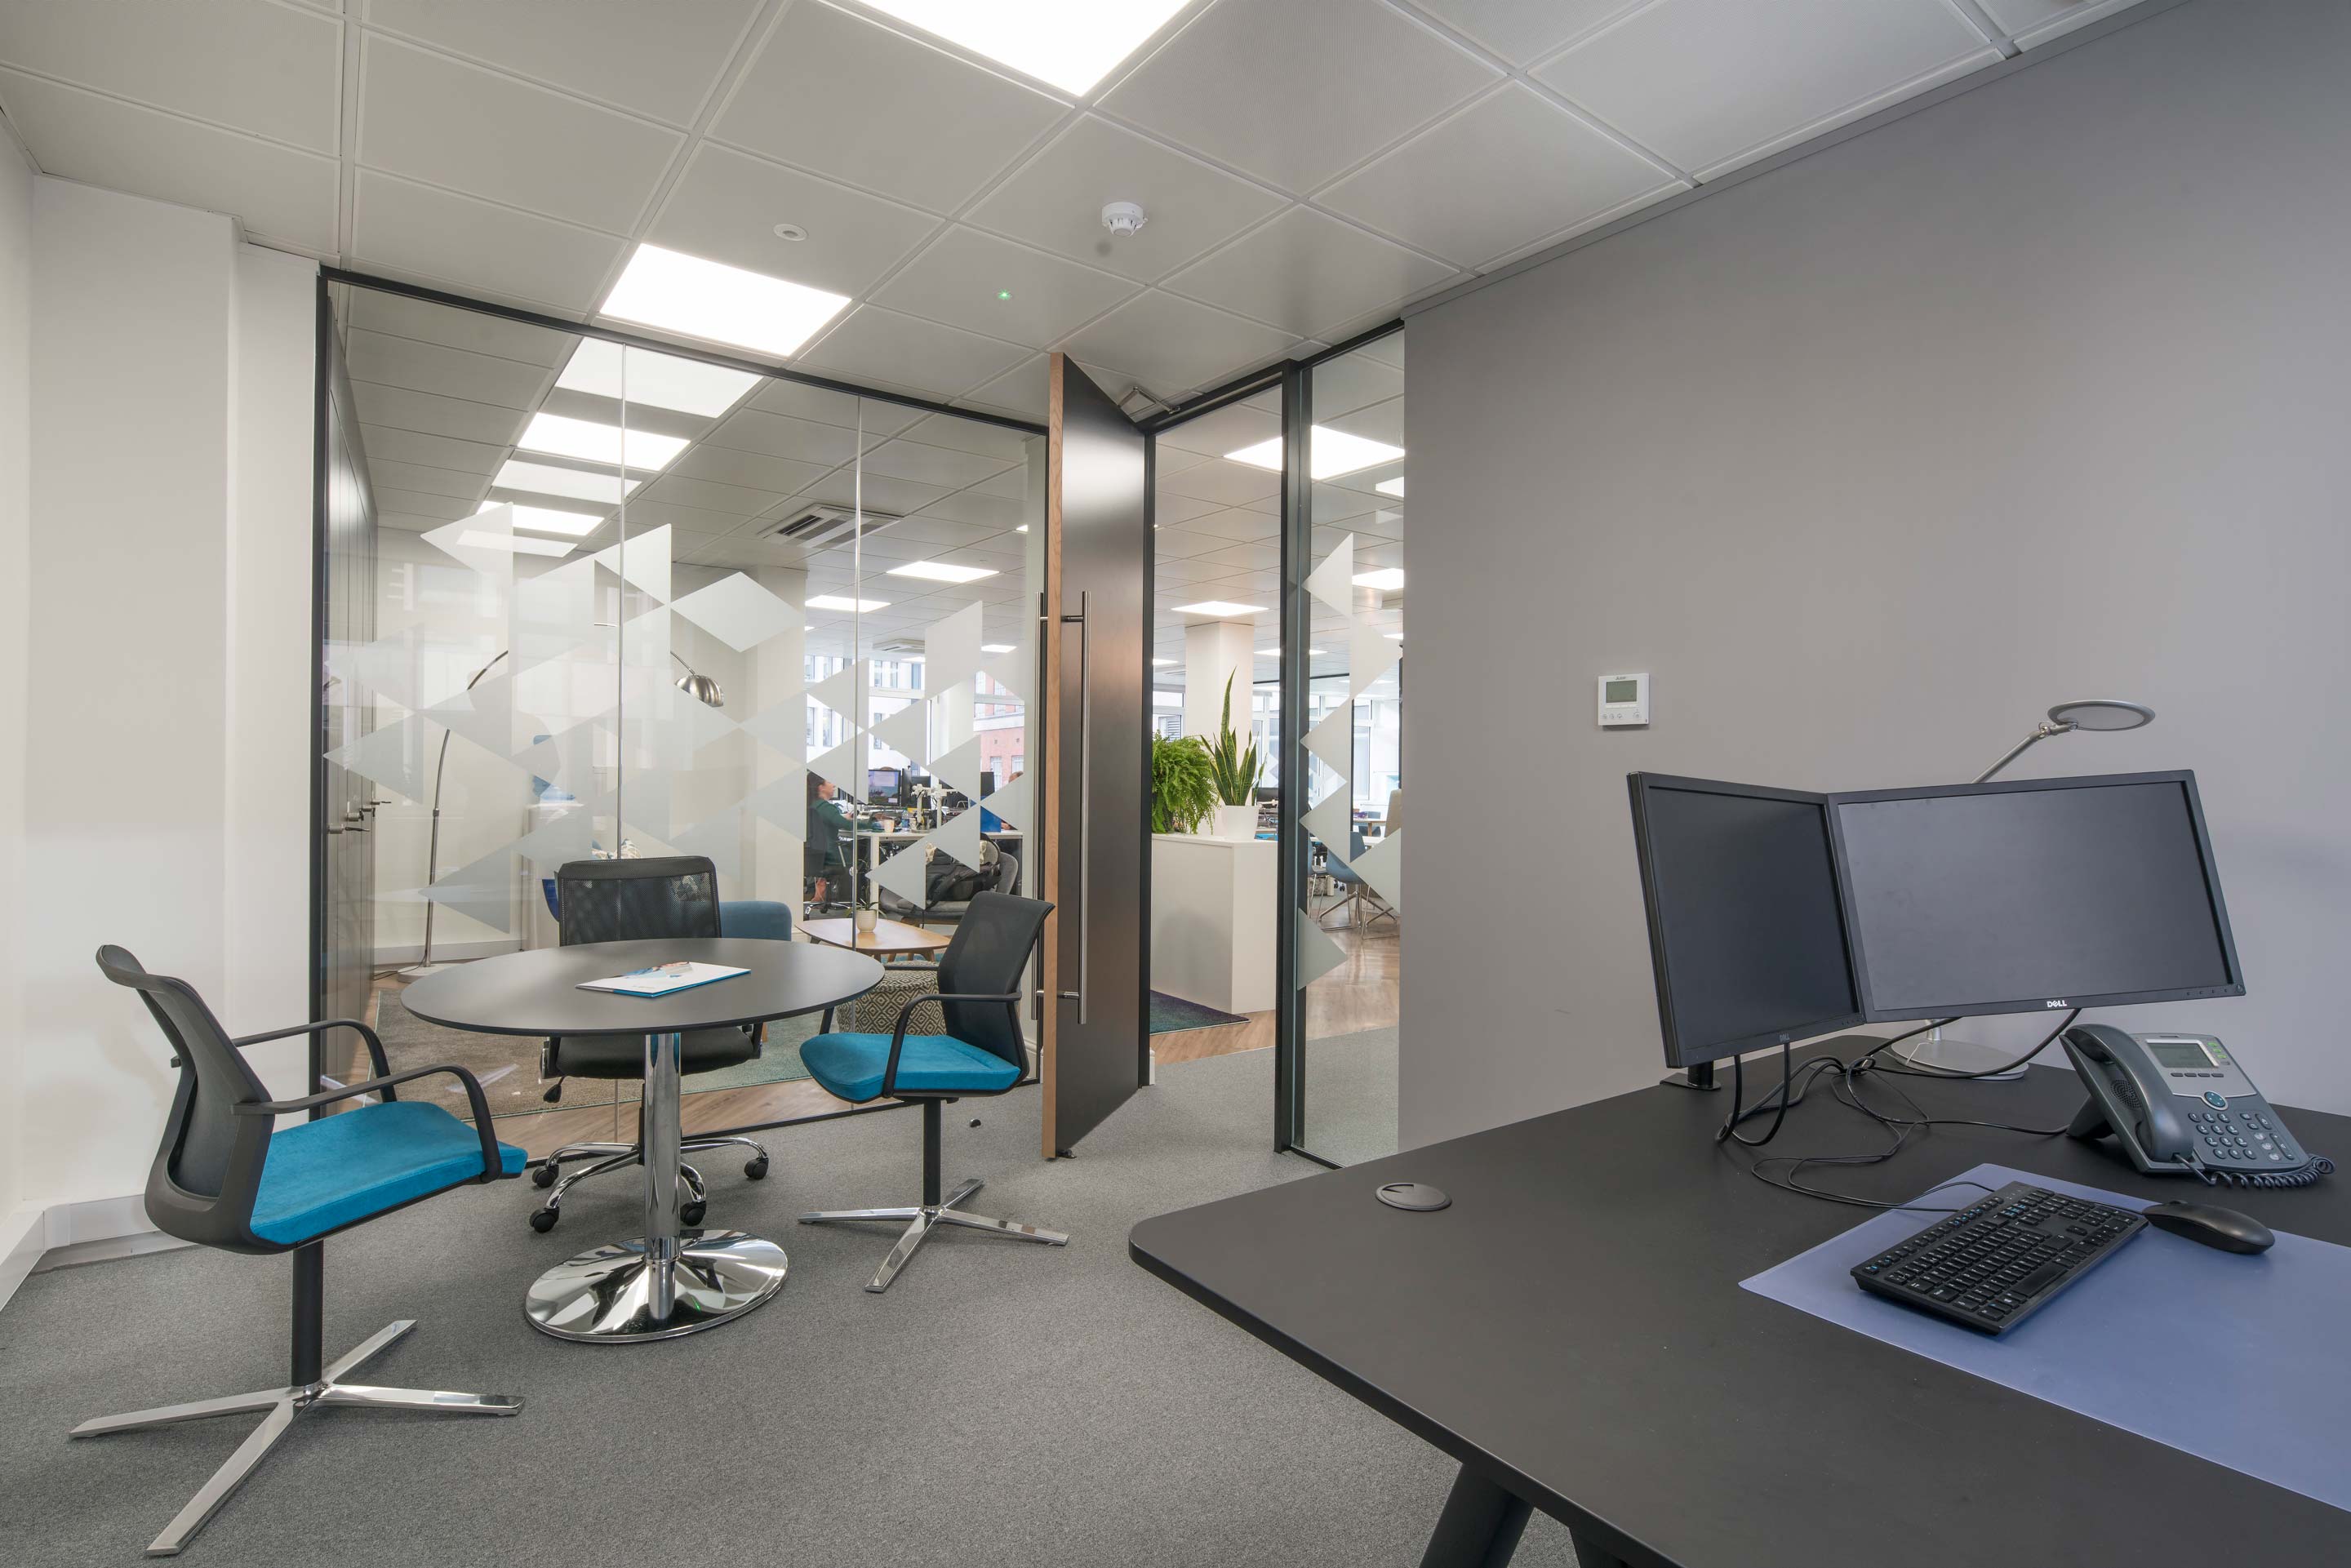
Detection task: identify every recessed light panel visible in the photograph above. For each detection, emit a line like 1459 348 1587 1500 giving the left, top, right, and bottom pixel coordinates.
806 593 890 612
494 460 641 504
477 501 602 536
860 0 1191 96
600 243 851 360
554 338 762 417
459 530 572 557
1375 477 1404 497
1173 600 1268 617
982 643 1017 654
1227 427 1407 481
886 561 1000 584
1151 657 1176 666
1352 568 1405 591
518 411 688 471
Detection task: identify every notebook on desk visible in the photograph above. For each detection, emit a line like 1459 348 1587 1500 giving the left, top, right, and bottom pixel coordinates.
576 961 747 997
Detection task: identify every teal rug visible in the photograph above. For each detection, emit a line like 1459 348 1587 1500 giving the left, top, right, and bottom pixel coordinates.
1150 990 1248 1033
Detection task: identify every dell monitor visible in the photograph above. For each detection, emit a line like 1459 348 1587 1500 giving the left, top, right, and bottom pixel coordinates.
1829 771 2242 1019
1629 774 1864 1069
978 770 997 798
867 766 902 805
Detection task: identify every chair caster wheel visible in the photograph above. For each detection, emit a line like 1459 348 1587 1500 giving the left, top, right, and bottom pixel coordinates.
529 1208 559 1233
681 1202 707 1227
531 1163 558 1188
744 1157 769 1180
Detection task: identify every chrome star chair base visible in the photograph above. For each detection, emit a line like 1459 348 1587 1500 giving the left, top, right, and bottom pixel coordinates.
795 891 1067 1294
87 947 528 1557
801 1102 1067 1293
529 1133 769 1232
74 1315 518 1557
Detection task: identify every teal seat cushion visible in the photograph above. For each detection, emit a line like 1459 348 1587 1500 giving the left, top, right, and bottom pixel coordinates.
251 1100 524 1245
720 899 793 942
800 1032 1020 1104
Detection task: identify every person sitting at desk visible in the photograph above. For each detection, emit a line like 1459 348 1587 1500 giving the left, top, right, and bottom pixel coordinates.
807 775 856 902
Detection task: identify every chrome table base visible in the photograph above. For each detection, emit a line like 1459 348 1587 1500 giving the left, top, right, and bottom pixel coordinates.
69 1319 519 1557
524 1230 789 1341
800 1177 1067 1293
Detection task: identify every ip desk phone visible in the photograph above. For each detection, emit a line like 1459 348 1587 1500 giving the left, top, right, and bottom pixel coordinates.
2062 1024 2333 1188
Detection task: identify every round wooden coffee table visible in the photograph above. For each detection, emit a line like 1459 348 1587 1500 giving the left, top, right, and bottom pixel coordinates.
802 917 951 961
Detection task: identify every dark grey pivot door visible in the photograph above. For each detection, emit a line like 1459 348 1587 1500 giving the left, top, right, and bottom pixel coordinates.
1042 355 1149 1156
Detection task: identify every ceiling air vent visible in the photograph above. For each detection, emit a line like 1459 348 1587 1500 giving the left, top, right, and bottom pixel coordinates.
761 504 903 550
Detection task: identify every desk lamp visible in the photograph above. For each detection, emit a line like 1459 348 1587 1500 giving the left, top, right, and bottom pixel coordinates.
401 646 724 976
1904 698 2158 1072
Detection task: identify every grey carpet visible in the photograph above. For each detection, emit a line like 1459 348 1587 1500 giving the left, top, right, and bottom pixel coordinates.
0 1044 1578 1568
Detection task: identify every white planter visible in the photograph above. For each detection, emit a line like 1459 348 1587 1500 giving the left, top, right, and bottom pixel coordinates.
1215 802 1259 840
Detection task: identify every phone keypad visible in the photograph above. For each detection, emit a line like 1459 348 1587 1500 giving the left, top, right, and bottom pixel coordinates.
2188 1105 2299 1165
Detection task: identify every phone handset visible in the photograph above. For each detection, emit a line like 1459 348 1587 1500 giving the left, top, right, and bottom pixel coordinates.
2063 1023 2194 1166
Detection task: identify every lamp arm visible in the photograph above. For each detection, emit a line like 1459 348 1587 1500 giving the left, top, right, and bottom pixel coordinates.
416 648 510 969
1973 719 2073 784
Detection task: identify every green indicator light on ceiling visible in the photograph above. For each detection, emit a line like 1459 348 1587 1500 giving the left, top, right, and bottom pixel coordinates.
997 290 1012 300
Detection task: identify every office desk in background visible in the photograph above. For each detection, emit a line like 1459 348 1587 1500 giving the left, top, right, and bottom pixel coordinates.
1129 1048 2351 1567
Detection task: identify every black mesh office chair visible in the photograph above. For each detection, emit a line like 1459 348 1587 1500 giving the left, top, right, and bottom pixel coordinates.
83 947 524 1557
798 892 1064 1292
527 857 770 1233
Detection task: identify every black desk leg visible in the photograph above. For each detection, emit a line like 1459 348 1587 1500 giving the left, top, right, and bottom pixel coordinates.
1420 1463 1531 1568
1567 1527 1629 1568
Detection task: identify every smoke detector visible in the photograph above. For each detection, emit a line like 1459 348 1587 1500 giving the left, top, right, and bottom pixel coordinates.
1101 201 1147 238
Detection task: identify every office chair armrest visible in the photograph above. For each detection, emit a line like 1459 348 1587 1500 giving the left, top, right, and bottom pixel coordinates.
225 1019 395 1095
237 1064 506 1180
879 990 1020 1099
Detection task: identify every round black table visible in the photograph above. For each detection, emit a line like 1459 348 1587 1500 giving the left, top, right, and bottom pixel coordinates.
403 938 880 1343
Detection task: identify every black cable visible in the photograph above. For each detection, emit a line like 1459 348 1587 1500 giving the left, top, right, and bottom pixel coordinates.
1718 1042 1798 1146
1848 1016 1958 1071
1864 1009 2080 1082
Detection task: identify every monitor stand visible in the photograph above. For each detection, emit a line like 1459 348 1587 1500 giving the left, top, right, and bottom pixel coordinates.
1892 1024 2026 1079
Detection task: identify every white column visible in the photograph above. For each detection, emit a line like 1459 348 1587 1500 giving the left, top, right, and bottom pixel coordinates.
1182 620 1256 740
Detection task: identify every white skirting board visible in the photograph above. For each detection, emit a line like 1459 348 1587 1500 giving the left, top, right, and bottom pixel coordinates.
0 1193 184 1314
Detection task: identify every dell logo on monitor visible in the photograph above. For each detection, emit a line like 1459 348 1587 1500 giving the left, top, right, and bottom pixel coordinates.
2045 998 2070 1009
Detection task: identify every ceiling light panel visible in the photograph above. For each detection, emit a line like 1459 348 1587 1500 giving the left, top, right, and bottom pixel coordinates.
1353 567 1405 591
858 0 1192 96
887 561 1000 584
1375 478 1404 497
1228 427 1407 480
807 594 891 612
1173 600 1268 617
599 243 851 359
477 502 602 536
554 338 762 417
494 460 641 504
518 411 689 471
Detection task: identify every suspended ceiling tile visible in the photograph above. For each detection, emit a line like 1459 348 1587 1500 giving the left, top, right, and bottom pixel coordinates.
1158 455 1281 508
1407 0 1643 67
1180 508 1278 543
647 143 941 302
1984 0 2149 47
1100 0 1498 194
357 424 508 476
714 1 1064 214
369 457 488 500
965 113 1287 283
351 381 533 446
352 170 628 310
617 497 750 537
873 226 1138 349
1535 0 2001 181
1320 84 1681 268
748 377 922 438
0 0 342 151
899 412 1036 463
704 406 862 468
1157 400 1278 457
364 0 762 127
799 306 1030 402
358 35 682 234
0 69 339 252
1309 353 1404 422
1152 556 1230 584
794 466 956 517
860 437 1014 490
346 287 577 366
373 486 476 521
1149 491 1225 528
346 328 555 407
1061 291 1295 397
913 487 1028 531
635 472 784 518
668 443 832 497
1167 207 1454 339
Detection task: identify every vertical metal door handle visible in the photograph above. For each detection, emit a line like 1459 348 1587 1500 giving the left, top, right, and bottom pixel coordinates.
1063 592 1091 1026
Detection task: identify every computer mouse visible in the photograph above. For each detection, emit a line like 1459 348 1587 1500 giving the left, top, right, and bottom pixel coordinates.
2141 1201 2273 1254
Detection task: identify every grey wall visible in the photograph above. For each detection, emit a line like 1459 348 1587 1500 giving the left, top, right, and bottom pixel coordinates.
1402 0 2351 1148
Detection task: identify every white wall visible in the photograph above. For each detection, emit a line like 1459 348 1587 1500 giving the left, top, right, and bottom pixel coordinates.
1402 0 2351 1147
0 128 33 1240
20 178 313 1212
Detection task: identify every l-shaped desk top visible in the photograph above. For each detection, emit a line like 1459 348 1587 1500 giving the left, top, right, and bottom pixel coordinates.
1129 1046 2351 1567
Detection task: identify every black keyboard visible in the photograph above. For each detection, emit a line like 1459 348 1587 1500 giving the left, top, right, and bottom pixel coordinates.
1851 1181 2145 1335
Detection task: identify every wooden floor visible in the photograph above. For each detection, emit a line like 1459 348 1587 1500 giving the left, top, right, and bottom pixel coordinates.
1151 915 1398 1066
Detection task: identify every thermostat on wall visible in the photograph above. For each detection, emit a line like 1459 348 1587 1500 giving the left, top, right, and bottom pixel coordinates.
1598 672 1649 728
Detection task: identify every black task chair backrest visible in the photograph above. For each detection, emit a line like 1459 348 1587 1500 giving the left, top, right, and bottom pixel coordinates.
990 851 1021 897
932 891 1051 1069
556 856 720 946
95 945 275 1251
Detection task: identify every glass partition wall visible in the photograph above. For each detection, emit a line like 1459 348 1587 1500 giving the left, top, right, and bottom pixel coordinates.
317 278 1043 1157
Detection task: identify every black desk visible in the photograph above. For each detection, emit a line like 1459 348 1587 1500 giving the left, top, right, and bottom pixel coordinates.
1130 1046 2351 1566
405 937 878 1342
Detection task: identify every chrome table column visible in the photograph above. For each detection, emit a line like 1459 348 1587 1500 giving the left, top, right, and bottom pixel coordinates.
523 1030 789 1342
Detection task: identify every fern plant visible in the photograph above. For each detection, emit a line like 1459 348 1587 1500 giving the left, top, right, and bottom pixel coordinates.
1151 732 1219 834
1202 672 1263 806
